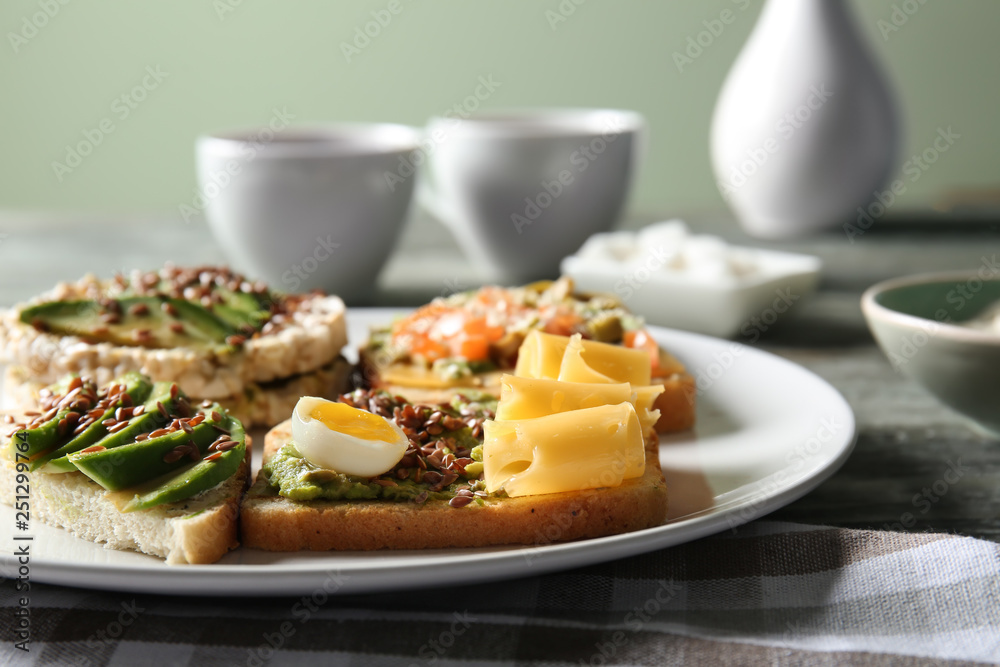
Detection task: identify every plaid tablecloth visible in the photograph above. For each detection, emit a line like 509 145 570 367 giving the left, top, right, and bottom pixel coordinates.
2 520 998 666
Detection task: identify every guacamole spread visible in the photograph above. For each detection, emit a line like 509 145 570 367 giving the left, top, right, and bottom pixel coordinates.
262 389 496 505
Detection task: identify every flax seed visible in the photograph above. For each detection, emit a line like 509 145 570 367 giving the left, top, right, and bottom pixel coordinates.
108 421 130 433
163 449 185 464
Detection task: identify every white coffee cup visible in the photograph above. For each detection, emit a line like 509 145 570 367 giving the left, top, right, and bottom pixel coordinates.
419 109 645 284
196 123 421 303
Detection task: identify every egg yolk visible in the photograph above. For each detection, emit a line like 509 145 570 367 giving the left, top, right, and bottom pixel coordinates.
308 401 401 442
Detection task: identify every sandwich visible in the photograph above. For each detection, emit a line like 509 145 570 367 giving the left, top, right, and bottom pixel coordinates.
0 264 351 428
357 278 695 432
0 372 249 564
240 331 668 551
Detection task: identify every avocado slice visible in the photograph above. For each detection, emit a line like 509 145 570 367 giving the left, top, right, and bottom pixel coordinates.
19 297 239 351
68 405 228 490
8 375 86 460
212 286 271 332
119 438 245 512
37 377 170 474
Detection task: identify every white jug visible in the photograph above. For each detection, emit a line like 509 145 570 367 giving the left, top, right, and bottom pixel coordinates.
711 0 899 238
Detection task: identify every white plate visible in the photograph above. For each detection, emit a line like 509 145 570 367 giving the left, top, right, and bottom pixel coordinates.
0 309 856 596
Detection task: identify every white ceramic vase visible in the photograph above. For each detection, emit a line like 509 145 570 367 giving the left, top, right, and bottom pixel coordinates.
711 0 899 239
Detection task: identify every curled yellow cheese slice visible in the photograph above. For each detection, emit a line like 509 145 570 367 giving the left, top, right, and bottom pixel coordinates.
515 331 652 386
494 374 632 421
483 402 645 497
631 384 665 436
494 373 664 436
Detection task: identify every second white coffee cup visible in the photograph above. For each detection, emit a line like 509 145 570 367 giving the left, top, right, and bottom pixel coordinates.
420 108 646 284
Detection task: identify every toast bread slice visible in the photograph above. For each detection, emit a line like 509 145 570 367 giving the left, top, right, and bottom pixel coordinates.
240 420 668 551
0 422 251 565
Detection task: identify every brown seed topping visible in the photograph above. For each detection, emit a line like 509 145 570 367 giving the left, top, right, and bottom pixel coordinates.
162 302 179 317
162 449 185 464
209 439 238 452
211 411 222 422
225 334 246 346
205 451 223 462
133 329 153 343
108 421 130 433
170 384 180 400
448 495 473 508
128 302 150 316
169 322 185 334
80 445 106 454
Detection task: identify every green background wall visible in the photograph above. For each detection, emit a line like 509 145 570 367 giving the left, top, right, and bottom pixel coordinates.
1 0 997 216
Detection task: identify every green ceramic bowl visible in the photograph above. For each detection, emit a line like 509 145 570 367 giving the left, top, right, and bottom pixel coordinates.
862 271 1000 435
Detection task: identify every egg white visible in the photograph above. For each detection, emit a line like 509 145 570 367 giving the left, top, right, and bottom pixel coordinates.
291 396 408 477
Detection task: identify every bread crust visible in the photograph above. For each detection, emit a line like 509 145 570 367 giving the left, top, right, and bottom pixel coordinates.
240 420 668 551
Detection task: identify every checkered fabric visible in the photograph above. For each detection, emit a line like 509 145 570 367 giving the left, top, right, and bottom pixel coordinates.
2 521 999 666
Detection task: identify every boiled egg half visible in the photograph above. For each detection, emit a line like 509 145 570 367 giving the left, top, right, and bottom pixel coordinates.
291 396 408 477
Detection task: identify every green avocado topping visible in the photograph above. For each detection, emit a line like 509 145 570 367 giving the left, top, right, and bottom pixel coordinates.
19 266 286 351
262 390 496 504
6 372 246 512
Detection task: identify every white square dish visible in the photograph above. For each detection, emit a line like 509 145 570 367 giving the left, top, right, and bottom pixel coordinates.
560 223 821 338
